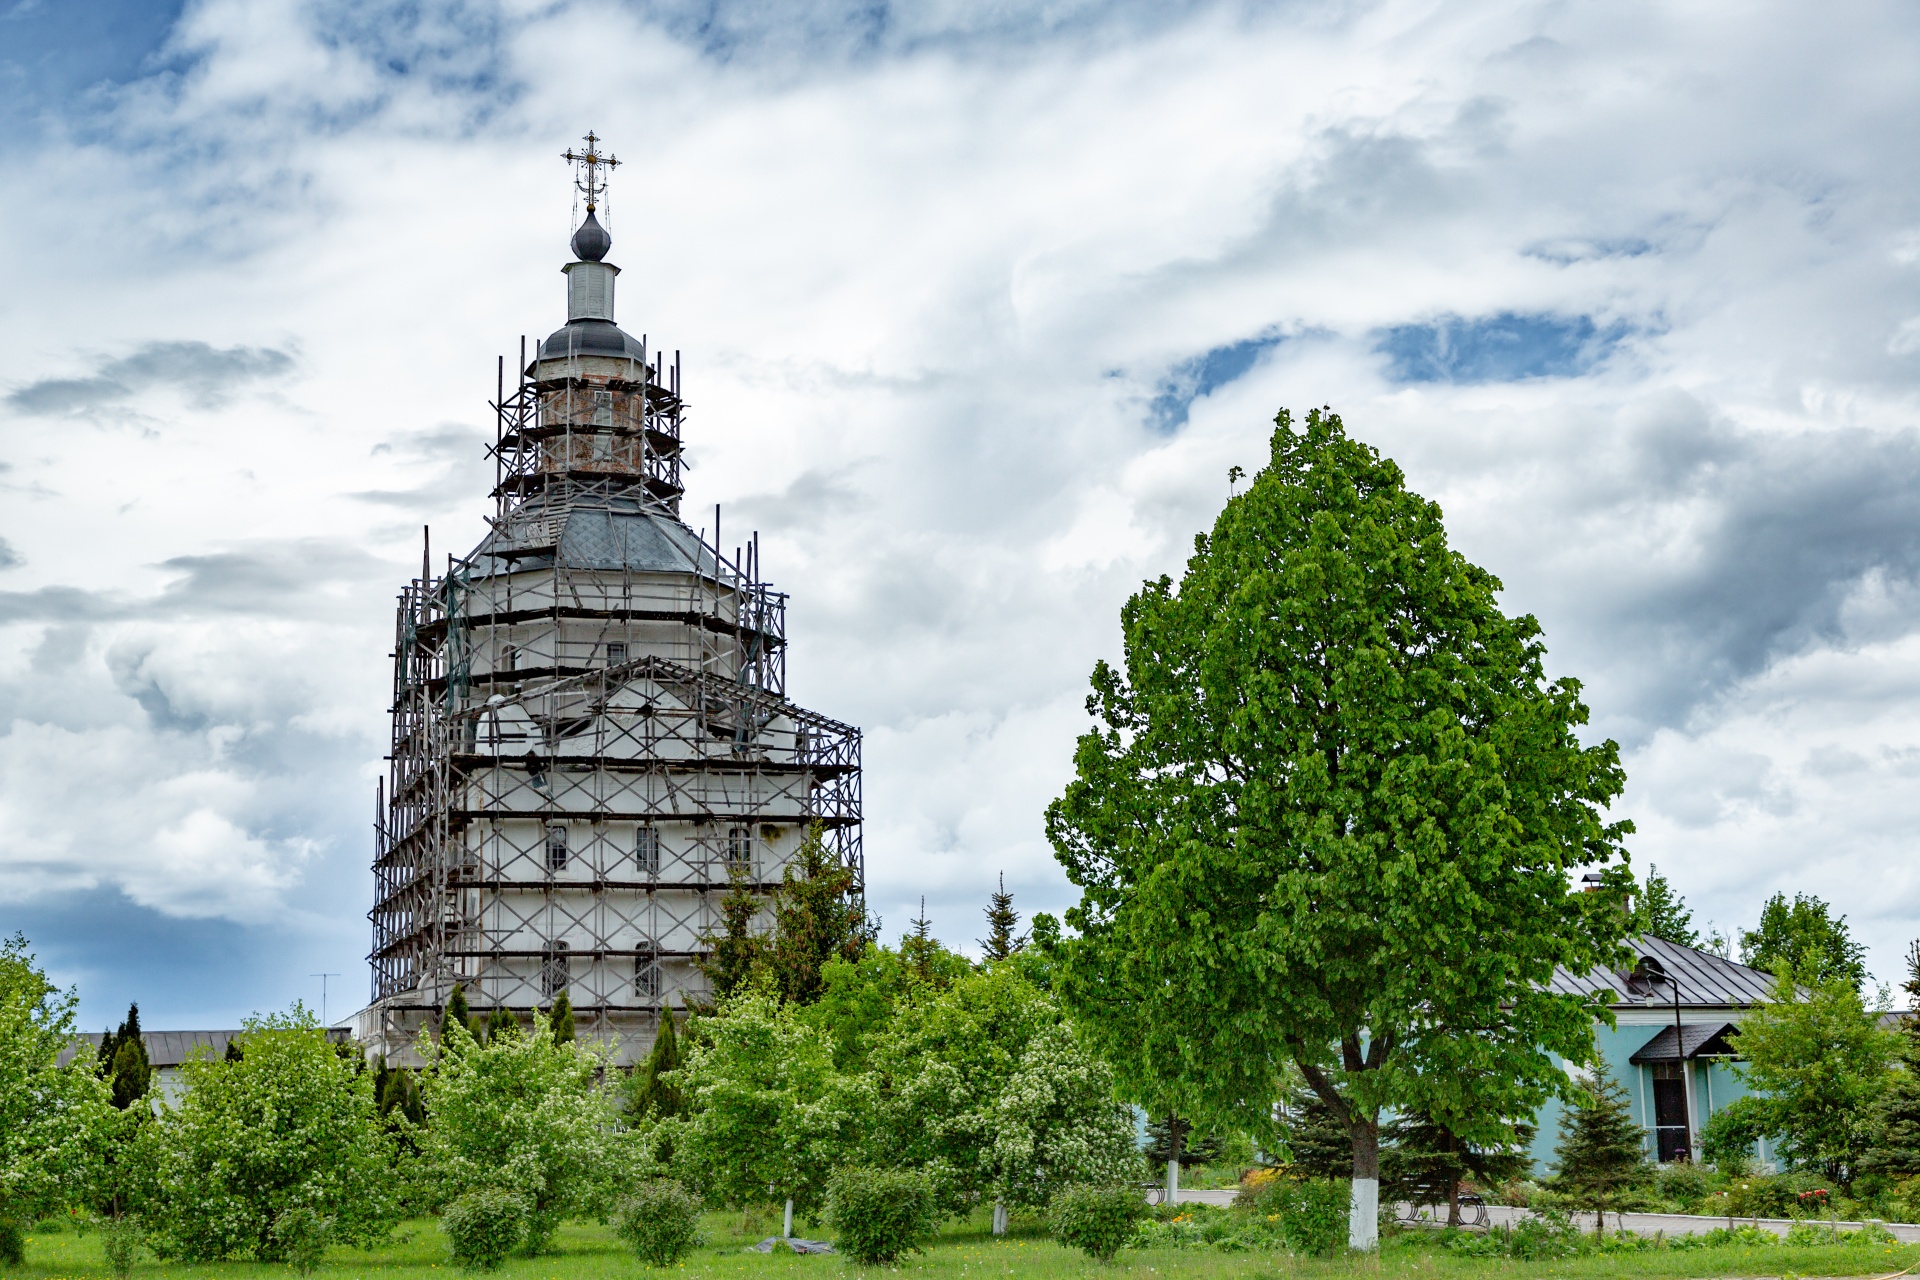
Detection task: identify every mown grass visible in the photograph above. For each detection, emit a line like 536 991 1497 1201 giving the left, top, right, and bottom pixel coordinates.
17 1209 1920 1280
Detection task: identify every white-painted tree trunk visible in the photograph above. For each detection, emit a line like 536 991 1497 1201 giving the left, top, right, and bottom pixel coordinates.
783 1198 793 1239
1166 1158 1179 1202
1348 1177 1378 1251
992 1202 1008 1236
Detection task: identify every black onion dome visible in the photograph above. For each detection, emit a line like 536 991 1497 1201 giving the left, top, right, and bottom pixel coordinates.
570 210 611 262
537 319 647 362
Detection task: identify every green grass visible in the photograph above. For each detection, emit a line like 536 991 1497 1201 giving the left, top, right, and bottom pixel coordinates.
16 1210 1920 1280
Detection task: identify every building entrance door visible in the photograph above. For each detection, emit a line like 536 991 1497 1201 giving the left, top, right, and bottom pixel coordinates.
1651 1063 1691 1162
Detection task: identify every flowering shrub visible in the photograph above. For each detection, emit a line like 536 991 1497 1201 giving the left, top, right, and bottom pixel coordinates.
441 1189 527 1272
825 1167 938 1266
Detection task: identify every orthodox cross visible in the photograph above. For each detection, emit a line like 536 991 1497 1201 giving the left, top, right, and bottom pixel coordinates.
563 131 620 212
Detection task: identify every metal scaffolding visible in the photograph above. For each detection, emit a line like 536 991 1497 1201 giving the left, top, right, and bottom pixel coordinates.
365 307 862 1063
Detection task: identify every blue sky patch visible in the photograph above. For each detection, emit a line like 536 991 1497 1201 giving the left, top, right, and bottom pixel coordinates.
1149 332 1285 432
1375 312 1626 384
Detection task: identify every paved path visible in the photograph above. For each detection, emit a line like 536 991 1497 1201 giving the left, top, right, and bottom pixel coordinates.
1152 1190 1920 1243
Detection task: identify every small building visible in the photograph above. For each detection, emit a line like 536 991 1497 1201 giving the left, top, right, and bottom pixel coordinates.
1531 934 1777 1173
61 1028 357 1105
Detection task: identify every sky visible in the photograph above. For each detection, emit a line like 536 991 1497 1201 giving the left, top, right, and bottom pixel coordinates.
2 0 1919 1029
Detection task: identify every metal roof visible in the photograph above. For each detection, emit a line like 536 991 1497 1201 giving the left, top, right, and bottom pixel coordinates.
470 501 721 578
1628 1021 1741 1063
1546 934 1776 1009
60 1028 354 1069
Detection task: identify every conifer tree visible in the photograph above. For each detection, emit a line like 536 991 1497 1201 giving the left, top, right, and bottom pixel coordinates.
224 1036 244 1063
1277 1084 1353 1180
1384 1108 1532 1225
627 1012 685 1120
97 1003 152 1110
902 898 944 987
548 989 576 1044
442 983 473 1041
483 1006 518 1043
1143 1114 1222 1168
1863 940 1920 1180
767 823 870 1005
1632 865 1699 948
698 865 769 1003
979 872 1027 962
1549 1061 1650 1233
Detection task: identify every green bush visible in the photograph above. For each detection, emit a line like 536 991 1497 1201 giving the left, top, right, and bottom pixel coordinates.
0 1217 23 1267
1438 1209 1582 1260
612 1180 703 1266
1049 1185 1146 1262
1652 1160 1715 1211
270 1206 331 1274
825 1167 938 1266
1724 1171 1823 1219
1232 1175 1347 1254
440 1189 527 1272
101 1217 142 1278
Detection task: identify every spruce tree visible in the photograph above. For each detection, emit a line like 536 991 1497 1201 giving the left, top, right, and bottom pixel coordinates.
697 864 769 1002
1384 1109 1532 1225
767 823 870 1005
1278 1085 1353 1180
1143 1114 1222 1169
224 1036 245 1062
1864 940 1920 1180
902 898 943 986
548 990 576 1043
627 1012 686 1120
442 983 473 1041
483 1006 518 1043
979 872 1027 961
1549 1061 1651 1233
1632 866 1699 948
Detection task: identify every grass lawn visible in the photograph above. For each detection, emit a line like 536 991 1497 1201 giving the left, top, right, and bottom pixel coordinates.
17 1209 1920 1280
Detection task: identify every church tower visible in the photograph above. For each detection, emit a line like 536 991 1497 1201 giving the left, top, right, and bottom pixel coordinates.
363 135 863 1060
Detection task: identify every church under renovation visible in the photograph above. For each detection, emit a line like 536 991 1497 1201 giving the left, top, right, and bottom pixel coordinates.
357 136 863 1063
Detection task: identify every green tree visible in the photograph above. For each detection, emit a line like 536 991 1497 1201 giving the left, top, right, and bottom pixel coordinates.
767 823 870 1006
1276 1083 1353 1180
1384 1107 1532 1226
1864 941 1920 1181
442 983 473 1041
483 1005 518 1044
147 1005 399 1261
901 898 951 988
96 1003 154 1110
868 963 1135 1215
1737 961 1898 1185
979 873 1027 961
625 1013 685 1121
698 865 770 1003
1549 1060 1651 1233
1741 892 1869 990
547 990 575 1044
1143 1114 1222 1171
0 935 115 1230
1045 409 1632 1248
422 1014 616 1253
675 987 863 1216
1632 866 1699 948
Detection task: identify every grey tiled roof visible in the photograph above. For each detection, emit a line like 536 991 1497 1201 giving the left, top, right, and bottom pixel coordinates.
1547 934 1776 1009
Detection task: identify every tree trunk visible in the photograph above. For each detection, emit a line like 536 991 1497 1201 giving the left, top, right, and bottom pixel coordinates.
1167 1157 1179 1202
783 1198 793 1239
1349 1114 1380 1251
1446 1176 1461 1228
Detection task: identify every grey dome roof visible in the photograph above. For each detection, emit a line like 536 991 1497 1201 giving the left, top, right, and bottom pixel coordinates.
470 501 716 577
537 318 646 362
571 210 611 262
